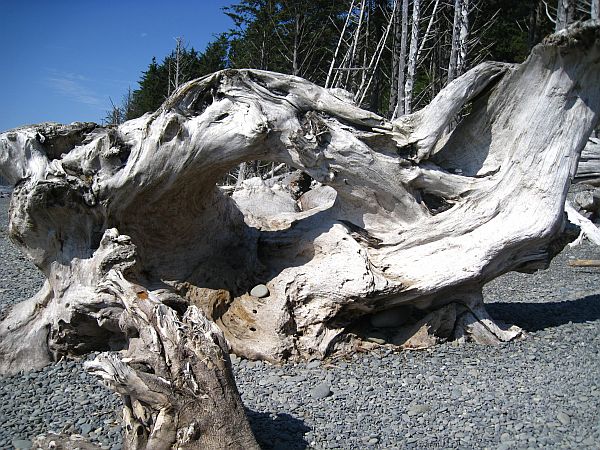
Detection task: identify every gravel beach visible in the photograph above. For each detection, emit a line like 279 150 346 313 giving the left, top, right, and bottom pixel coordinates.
1 193 599 450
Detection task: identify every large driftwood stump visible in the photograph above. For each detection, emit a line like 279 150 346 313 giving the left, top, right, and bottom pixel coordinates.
1 22 599 378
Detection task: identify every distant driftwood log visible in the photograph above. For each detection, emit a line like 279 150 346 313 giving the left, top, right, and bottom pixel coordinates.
0 21 598 449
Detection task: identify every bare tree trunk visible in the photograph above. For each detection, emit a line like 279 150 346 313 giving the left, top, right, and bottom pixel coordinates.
235 161 248 189
456 0 469 76
417 0 440 59
448 0 462 82
593 0 600 19
528 0 543 49
172 37 184 93
389 0 401 115
431 13 444 98
404 0 421 114
357 0 396 106
358 1 370 92
326 0 355 88
345 0 366 89
292 13 300 76
556 0 575 31
392 0 409 118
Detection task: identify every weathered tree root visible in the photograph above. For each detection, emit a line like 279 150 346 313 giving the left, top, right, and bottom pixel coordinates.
84 269 259 449
0 22 599 375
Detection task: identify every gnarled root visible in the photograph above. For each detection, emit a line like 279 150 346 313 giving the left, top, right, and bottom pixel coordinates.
85 268 258 450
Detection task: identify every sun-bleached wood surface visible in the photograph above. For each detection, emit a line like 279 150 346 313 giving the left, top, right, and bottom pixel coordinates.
0 22 599 380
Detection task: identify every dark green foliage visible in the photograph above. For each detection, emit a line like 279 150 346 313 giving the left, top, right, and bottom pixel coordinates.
126 37 229 120
117 0 569 122
477 0 553 64
224 0 350 84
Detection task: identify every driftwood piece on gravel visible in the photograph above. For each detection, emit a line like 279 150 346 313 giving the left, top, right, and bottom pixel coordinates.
568 259 600 267
575 137 600 186
0 22 599 378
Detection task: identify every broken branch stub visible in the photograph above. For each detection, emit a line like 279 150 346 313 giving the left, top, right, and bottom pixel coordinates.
85 264 259 449
0 22 599 374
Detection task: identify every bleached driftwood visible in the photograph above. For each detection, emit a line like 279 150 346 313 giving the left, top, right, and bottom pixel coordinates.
0 22 599 379
575 136 600 185
566 201 600 246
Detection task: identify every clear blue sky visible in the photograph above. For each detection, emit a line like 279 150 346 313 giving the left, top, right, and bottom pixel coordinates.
0 0 234 132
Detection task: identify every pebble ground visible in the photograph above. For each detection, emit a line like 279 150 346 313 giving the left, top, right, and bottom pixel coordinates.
1 194 599 450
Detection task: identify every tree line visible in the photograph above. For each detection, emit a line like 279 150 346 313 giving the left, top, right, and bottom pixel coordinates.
106 0 598 137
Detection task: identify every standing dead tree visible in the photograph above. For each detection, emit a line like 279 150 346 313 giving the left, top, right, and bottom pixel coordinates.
404 0 421 114
392 0 410 117
556 0 576 31
448 0 471 82
0 20 598 445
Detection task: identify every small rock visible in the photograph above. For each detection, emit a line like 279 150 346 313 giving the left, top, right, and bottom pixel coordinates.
407 404 431 416
311 382 332 399
367 437 379 445
557 411 571 425
307 360 321 369
250 284 269 298
289 374 306 383
12 440 32 450
80 423 93 435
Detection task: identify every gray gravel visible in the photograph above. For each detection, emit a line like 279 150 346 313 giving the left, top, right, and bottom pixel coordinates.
1 194 599 449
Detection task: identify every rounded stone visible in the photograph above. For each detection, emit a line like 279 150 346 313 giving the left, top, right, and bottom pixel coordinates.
250 284 269 298
12 440 32 450
311 383 332 400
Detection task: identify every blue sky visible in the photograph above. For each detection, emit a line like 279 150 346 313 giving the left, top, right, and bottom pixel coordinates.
1 0 234 132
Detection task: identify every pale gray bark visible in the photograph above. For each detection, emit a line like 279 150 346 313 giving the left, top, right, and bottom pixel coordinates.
356 1 397 105
556 0 575 31
417 0 440 60
404 0 421 114
174 37 182 91
325 1 355 88
392 0 410 118
448 0 469 81
389 0 401 114
448 0 462 82
235 161 248 189
456 0 469 76
292 14 300 76
593 0 600 19
346 0 366 89
575 137 600 185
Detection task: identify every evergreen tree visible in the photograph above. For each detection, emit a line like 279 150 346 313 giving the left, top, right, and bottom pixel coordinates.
128 57 166 119
115 0 570 123
225 0 349 84
126 38 229 120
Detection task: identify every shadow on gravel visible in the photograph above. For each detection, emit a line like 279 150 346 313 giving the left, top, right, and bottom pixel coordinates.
246 409 310 450
487 294 600 332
